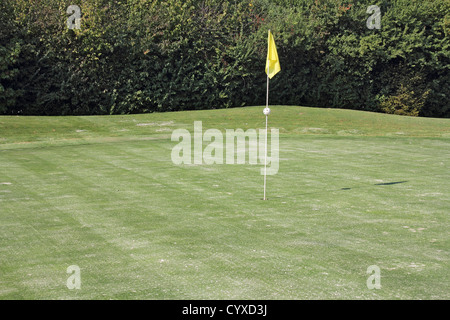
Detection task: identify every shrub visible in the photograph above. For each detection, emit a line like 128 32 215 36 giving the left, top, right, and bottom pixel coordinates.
1 0 448 117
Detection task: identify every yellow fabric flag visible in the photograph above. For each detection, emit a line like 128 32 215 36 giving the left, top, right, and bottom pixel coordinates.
265 30 281 79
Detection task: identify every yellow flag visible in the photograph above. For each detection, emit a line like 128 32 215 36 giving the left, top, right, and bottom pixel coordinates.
265 30 281 79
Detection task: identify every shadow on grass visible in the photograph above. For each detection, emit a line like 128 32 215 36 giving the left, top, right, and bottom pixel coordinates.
274 181 409 200
341 180 408 190
373 181 408 186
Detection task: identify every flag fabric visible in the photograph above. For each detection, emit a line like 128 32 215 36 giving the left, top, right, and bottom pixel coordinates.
265 30 281 79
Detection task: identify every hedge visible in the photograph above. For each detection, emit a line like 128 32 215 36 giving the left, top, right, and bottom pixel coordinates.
1 0 448 117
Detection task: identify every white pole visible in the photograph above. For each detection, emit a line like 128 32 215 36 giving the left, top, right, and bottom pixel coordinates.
264 74 269 200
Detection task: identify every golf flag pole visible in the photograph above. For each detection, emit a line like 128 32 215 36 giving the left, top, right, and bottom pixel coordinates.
263 30 280 200
264 78 268 200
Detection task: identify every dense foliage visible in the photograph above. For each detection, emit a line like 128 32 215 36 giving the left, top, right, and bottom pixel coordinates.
0 0 448 117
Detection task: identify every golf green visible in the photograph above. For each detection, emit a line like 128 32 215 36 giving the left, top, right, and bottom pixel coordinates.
0 106 448 299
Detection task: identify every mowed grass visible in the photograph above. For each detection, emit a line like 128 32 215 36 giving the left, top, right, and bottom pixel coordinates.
0 106 448 299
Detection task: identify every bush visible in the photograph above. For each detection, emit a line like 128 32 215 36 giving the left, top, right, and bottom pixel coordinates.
1 0 448 117
380 83 430 117
0 0 24 113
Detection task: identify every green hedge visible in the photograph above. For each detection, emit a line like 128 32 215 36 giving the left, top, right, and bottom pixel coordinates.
1 0 449 117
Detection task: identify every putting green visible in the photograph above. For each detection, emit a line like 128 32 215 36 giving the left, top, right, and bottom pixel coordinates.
0 106 448 299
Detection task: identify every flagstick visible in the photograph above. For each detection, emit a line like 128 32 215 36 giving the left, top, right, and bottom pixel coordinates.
263 29 280 200
263 74 269 200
